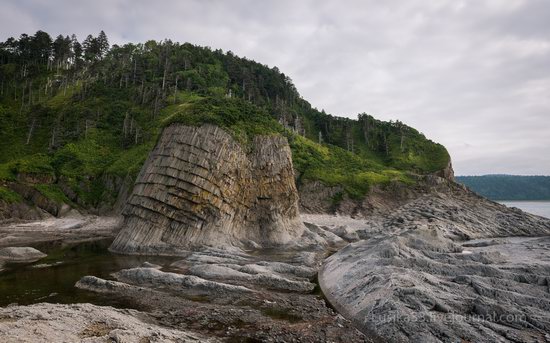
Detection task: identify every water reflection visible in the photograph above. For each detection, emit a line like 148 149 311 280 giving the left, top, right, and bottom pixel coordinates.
0 239 177 307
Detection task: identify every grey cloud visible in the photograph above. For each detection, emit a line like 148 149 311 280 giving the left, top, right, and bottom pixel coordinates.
1 0 548 175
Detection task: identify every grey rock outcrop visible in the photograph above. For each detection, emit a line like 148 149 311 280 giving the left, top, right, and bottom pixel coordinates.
298 175 451 218
319 185 550 343
435 159 455 180
110 124 305 253
5 182 72 218
113 267 255 294
185 260 316 293
0 201 51 221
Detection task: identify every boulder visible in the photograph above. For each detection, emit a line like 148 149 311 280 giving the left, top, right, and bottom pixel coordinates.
0 247 46 262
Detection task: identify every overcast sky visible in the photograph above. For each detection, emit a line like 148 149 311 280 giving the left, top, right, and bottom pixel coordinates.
1 0 549 175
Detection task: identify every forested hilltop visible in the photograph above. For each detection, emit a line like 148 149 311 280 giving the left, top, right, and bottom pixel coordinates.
457 175 550 200
0 30 450 215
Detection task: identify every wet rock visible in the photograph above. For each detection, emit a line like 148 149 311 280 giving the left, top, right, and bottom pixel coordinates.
31 262 63 269
75 276 134 294
141 261 162 269
0 247 46 262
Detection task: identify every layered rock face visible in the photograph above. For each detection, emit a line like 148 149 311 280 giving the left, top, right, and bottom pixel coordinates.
110 124 305 254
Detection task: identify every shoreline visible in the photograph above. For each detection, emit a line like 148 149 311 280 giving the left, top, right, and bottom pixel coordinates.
1 183 550 342
0 214 372 342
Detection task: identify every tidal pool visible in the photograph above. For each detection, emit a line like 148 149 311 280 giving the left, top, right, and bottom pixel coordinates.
0 239 177 307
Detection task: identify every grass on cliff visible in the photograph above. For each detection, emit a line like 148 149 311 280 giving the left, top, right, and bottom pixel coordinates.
0 186 23 203
0 154 55 180
289 134 413 198
34 184 72 205
161 95 283 147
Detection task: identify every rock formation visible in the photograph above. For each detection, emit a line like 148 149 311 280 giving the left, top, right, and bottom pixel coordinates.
0 247 46 262
110 124 305 254
319 183 550 343
75 242 368 342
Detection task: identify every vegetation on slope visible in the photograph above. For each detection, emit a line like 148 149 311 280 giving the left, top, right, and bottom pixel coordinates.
0 186 22 203
457 175 550 200
0 30 449 209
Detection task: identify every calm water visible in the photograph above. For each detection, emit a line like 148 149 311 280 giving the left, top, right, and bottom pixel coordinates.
0 239 177 306
499 201 550 219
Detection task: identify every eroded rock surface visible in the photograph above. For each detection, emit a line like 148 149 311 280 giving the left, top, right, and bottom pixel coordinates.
0 303 216 342
320 186 550 343
76 245 369 342
173 247 318 293
111 124 306 254
114 267 255 294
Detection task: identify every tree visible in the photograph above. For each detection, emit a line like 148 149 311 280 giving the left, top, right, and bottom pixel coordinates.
71 34 82 64
17 34 32 62
396 120 406 152
1 37 17 58
53 35 71 67
359 113 371 147
82 35 100 62
97 30 109 57
31 30 53 63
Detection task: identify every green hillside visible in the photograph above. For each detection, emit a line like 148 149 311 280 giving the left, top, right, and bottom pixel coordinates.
0 30 450 209
457 175 550 200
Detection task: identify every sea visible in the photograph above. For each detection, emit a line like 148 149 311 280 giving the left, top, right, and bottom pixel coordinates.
498 201 550 219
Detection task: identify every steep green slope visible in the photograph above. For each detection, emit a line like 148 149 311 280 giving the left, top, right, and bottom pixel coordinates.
0 31 450 212
457 175 550 200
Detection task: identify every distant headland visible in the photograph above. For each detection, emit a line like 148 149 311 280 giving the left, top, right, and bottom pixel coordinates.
456 174 550 200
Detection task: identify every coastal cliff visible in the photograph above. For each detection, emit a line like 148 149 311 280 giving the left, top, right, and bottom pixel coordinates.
110 124 305 253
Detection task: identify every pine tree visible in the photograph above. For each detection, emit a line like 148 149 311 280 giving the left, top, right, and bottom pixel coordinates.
30 30 52 64
71 34 82 64
82 34 100 61
97 30 109 58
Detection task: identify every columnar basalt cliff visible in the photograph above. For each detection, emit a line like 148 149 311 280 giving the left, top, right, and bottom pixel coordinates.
110 124 305 254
